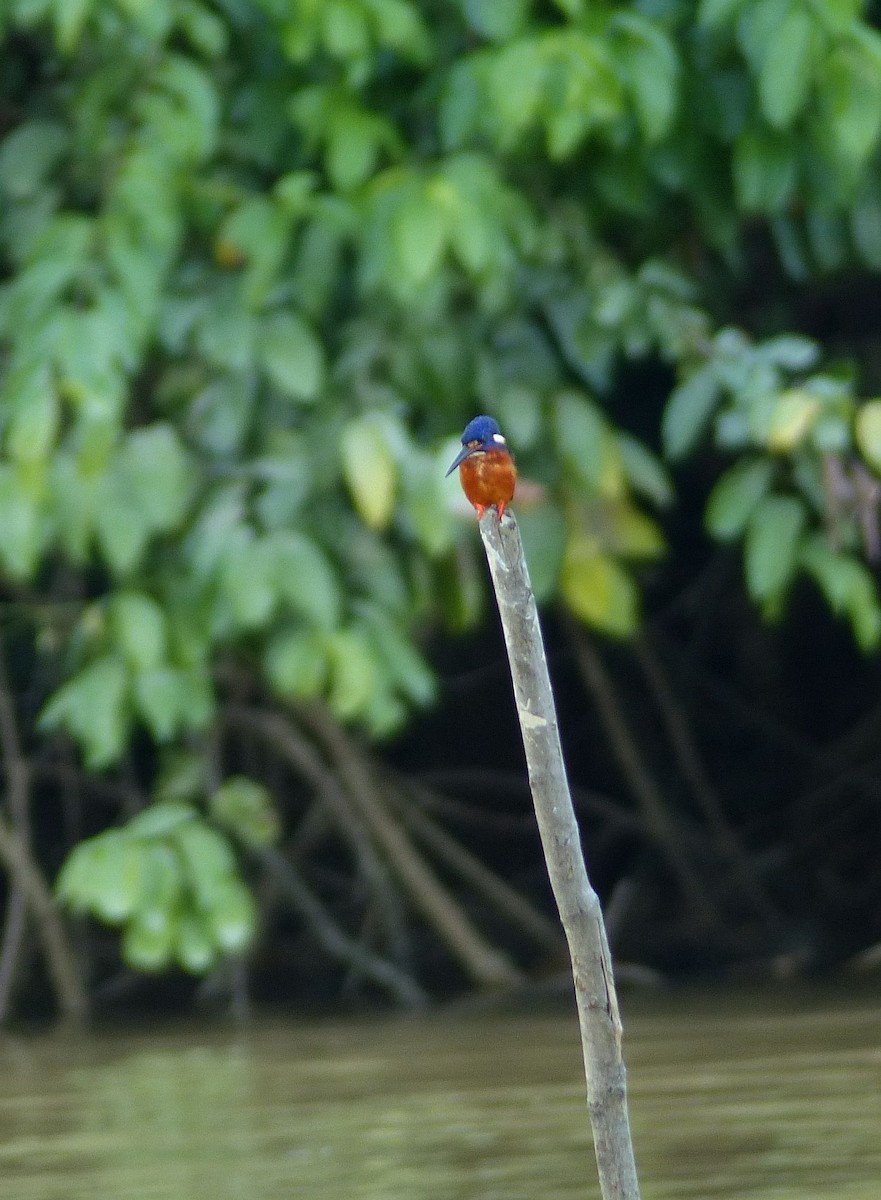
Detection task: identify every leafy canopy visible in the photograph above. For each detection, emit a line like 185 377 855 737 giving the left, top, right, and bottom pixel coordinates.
4 0 881 970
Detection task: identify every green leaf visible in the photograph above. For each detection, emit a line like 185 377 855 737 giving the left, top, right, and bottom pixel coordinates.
818 42 881 169
126 801 199 840
4 371 59 464
195 292 256 371
744 493 806 600
0 120 67 200
439 61 482 149
148 55 220 165
134 843 185 932
174 913 218 974
154 752 208 806
758 8 815 130
613 14 680 143
698 0 748 25
357 606 437 706
766 389 819 450
80 835 144 923
487 40 545 138
340 414 397 529
122 912 175 972
220 534 278 630
368 0 432 60
56 831 144 922
186 376 254 457
265 628 329 698
516 504 568 602
661 364 721 460
403 459 455 555
93 477 151 577
552 390 607 488
210 777 280 849
497 384 542 448
40 655 130 769
205 878 257 954
706 458 776 541
271 532 342 631
733 128 797 213
118 424 195 533
757 334 819 370
617 433 675 508
177 3 228 57
607 501 666 560
326 108 382 191
258 311 325 402
327 626 378 719
464 0 530 41
392 185 448 286
736 0 791 69
216 198 290 310
322 0 370 58
800 536 881 650
54 0 94 52
173 820 238 910
110 592 167 672
854 400 881 473
55 842 97 911
0 466 48 580
134 667 195 742
561 537 640 637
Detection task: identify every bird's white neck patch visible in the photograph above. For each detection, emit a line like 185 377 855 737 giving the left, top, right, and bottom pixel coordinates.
492 433 506 444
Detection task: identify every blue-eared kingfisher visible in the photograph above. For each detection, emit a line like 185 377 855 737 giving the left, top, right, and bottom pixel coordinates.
446 415 517 520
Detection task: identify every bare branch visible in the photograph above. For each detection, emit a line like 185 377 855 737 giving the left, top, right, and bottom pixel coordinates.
634 634 780 924
225 703 405 955
478 510 640 1200
389 779 565 954
0 637 87 1024
567 619 720 924
257 846 428 1007
299 704 523 990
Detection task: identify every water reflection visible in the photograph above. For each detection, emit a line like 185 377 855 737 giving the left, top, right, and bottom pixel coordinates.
1 989 879 1199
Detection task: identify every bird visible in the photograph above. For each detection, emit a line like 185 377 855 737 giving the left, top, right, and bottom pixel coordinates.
446 415 517 520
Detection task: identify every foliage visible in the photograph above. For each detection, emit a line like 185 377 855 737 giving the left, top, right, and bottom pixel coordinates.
56 795 267 973
3 0 881 986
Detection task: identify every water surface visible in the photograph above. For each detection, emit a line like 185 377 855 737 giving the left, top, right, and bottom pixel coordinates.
1 987 879 1199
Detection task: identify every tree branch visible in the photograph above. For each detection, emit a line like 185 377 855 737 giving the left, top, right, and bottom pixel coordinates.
567 619 720 924
0 813 88 1023
225 703 406 958
298 704 523 990
389 779 566 955
478 510 640 1200
634 634 780 924
256 845 428 1007
0 638 87 1024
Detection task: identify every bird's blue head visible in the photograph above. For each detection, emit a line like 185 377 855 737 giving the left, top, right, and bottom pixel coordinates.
445 415 509 477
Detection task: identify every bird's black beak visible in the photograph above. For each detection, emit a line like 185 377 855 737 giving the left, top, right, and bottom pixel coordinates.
445 443 478 477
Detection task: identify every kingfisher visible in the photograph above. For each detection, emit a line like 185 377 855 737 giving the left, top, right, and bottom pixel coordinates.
446 415 517 520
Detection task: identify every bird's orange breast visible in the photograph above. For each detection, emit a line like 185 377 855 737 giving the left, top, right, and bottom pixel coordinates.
459 448 517 510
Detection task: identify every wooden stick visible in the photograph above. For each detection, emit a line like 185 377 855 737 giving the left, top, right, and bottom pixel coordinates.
478 510 641 1200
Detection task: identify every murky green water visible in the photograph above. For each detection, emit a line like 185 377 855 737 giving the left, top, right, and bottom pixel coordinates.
1 987 879 1199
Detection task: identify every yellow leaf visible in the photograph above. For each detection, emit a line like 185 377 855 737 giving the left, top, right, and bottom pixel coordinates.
340 415 397 529
597 430 627 499
561 536 639 637
855 399 881 474
607 501 666 559
767 390 819 451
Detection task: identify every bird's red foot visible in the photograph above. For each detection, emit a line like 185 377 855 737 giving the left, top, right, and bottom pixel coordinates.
474 503 487 519
496 501 507 520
